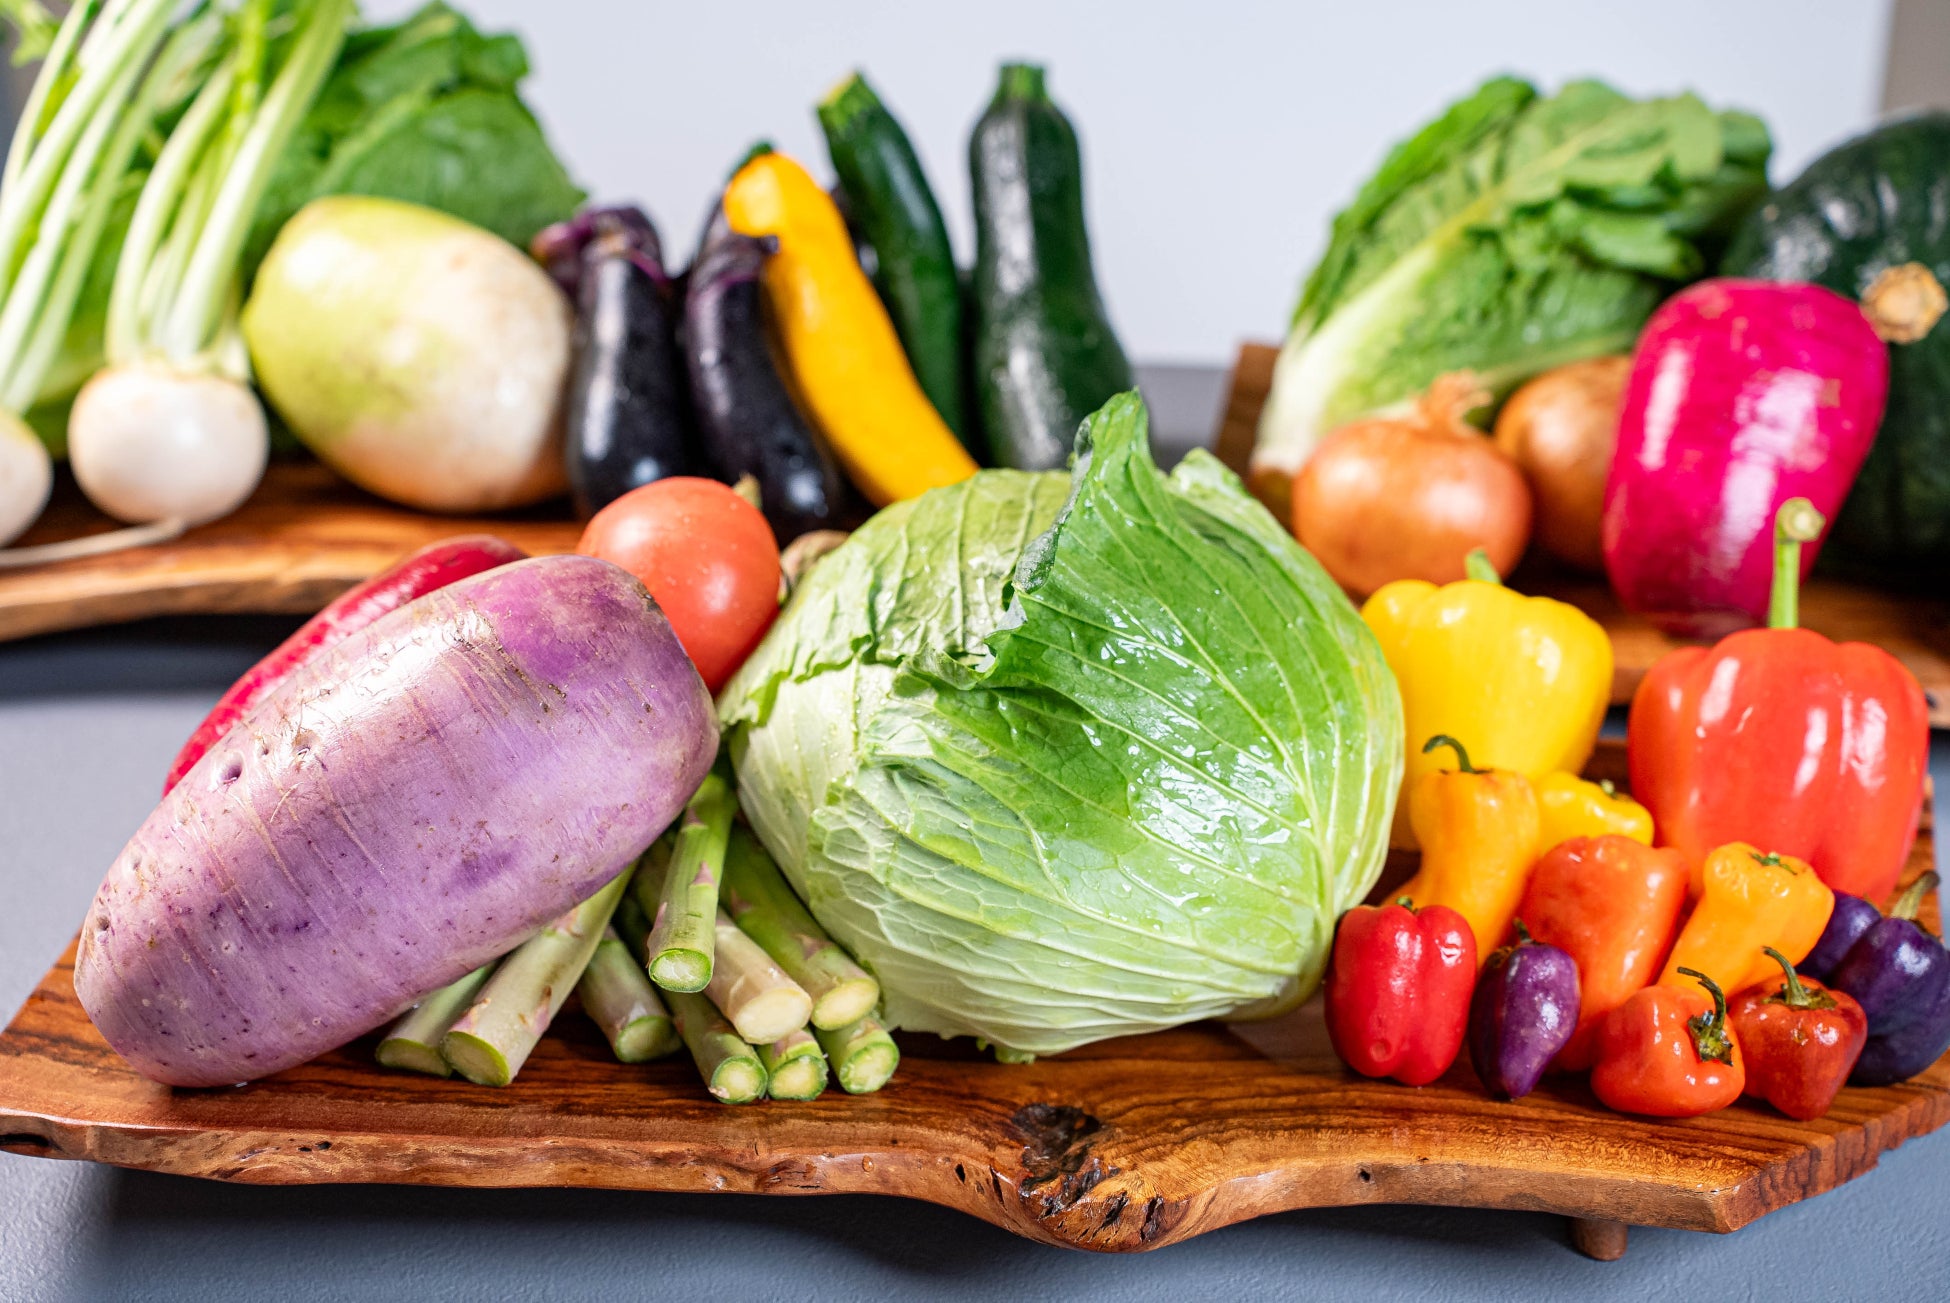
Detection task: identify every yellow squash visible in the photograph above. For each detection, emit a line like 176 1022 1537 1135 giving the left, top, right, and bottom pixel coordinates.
723 152 976 506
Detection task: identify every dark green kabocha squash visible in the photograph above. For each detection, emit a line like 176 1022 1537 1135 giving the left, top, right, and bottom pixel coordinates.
1723 113 1950 589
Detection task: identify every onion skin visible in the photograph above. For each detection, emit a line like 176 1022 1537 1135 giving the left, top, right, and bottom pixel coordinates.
1602 280 1889 638
1493 356 1629 572
1293 375 1532 596
75 555 718 1087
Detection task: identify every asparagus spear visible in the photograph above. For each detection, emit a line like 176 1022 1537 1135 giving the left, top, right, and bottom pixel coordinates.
577 926 678 1063
375 962 497 1077
817 1013 901 1094
761 1028 828 1101
722 824 879 1030
707 911 813 1045
441 868 633 1086
667 989 766 1104
645 769 736 993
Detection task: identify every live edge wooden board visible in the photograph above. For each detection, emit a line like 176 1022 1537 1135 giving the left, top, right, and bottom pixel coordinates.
0 744 1943 1260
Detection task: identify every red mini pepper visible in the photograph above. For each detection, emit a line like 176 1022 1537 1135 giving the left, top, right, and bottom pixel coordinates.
1325 897 1477 1086
1628 498 1930 902
1590 967 1745 1118
1728 946 1867 1121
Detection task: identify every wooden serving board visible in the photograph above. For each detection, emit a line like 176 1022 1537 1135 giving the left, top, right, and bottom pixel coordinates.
1214 342 1950 728
2 744 1943 1259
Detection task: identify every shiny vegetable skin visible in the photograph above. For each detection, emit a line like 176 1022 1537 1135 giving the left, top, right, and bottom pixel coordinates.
1591 969 1745 1118
818 72 970 444
75 556 719 1087
1800 893 1883 981
684 225 855 541
1829 873 1950 1086
162 535 526 794
1730 948 1866 1120
1325 898 1477 1086
1519 836 1688 1072
969 63 1133 470
564 229 695 516
1602 279 1888 639
1660 844 1835 995
1467 923 1580 1100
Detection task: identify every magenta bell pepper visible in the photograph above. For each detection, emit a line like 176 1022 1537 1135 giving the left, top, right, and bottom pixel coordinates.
1601 279 1889 639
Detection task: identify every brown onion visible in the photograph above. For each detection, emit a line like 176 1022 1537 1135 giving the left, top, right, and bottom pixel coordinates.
1493 356 1630 572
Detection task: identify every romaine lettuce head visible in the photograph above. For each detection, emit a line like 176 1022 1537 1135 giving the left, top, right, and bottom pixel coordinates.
719 393 1402 1056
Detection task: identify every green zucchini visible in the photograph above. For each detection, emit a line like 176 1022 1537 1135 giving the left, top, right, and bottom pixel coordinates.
969 62 1133 471
818 72 971 448
1723 114 1950 588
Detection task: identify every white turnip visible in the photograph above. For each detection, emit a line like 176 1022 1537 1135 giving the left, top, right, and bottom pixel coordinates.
74 554 718 1087
0 414 52 547
67 361 267 525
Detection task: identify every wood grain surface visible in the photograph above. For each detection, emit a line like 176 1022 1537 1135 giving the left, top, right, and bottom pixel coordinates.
1213 341 1950 728
2 743 1942 1255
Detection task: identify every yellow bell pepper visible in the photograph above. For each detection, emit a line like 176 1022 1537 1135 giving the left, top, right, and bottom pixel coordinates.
1534 772 1653 850
1659 843 1835 995
1362 552 1611 847
723 152 977 506
1398 735 1544 963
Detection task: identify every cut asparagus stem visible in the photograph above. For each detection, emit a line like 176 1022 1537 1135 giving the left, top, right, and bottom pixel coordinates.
578 927 678 1063
645 769 736 993
706 911 813 1045
666 989 766 1104
722 824 879 1030
613 890 653 961
816 1013 901 1094
761 1028 828 1101
440 868 634 1086
375 962 497 1077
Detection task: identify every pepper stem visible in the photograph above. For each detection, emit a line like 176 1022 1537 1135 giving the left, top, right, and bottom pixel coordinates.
1676 966 1735 1066
1421 734 1480 774
1891 870 1941 924
1511 918 1532 945
1767 498 1824 630
1464 549 1502 585
1761 946 1836 1012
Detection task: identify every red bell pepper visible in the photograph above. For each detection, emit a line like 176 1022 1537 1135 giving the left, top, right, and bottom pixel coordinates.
1628 498 1930 902
1590 967 1745 1118
1325 897 1476 1086
1728 947 1867 1121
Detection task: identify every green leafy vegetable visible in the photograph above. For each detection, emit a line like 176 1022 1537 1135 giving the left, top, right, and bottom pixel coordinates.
1252 76 1771 505
720 393 1402 1057
240 1 584 280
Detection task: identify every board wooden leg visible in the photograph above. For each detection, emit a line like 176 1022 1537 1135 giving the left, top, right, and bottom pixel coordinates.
1570 1217 1628 1261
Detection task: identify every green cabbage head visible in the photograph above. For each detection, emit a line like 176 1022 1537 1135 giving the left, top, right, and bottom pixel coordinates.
718 393 1402 1056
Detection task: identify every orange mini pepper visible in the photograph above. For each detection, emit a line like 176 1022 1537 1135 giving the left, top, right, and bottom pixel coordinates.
1591 967 1745 1118
1518 835 1688 1071
1398 735 1543 964
1659 843 1835 996
1533 772 1653 851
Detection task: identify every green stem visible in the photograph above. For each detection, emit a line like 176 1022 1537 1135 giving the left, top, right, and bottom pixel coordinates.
441 868 634 1086
1421 733 1480 774
995 61 1047 101
158 0 350 365
1464 549 1502 584
1760 946 1836 1011
576 927 678 1063
721 825 880 1030
667 989 767 1104
646 770 736 993
1 0 96 193
376 962 497 1077
816 1013 901 1094
760 1028 828 1101
705 911 813 1045
1891 870 1940 924
1676 966 1735 1066
1767 497 1824 630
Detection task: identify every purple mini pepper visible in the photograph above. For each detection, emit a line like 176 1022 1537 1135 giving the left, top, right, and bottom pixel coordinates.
1799 891 1883 982
1828 872 1950 1087
1468 921 1581 1100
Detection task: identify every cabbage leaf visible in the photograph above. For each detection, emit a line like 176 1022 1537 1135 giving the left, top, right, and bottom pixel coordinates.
721 393 1401 1056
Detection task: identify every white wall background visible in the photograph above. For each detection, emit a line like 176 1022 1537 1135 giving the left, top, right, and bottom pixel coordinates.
367 0 1894 364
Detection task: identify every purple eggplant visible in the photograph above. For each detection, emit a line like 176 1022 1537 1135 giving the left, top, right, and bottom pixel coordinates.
563 221 697 517
684 223 859 542
1799 892 1883 982
1828 871 1950 1086
531 204 661 301
1467 922 1581 1100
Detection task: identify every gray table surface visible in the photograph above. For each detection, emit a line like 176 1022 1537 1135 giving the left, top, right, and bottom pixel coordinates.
3 367 1948 1302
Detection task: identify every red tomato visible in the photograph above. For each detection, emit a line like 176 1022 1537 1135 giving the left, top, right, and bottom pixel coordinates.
577 478 781 692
